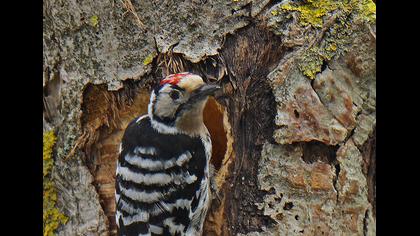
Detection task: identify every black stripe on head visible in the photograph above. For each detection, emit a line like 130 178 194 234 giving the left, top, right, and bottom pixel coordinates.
151 90 177 126
154 82 185 94
153 82 163 95
151 83 188 126
170 84 185 92
173 91 202 120
152 113 176 126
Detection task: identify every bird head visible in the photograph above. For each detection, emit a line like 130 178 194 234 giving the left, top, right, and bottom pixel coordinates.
148 72 220 135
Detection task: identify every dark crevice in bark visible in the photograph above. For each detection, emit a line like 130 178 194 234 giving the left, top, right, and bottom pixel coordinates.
301 141 339 164
309 78 325 107
343 124 357 144
219 23 286 235
333 163 341 203
341 108 365 145
299 141 341 203
361 127 376 218
320 60 329 72
363 209 369 236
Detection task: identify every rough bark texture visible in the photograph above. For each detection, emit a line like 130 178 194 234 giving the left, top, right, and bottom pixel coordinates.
43 0 376 235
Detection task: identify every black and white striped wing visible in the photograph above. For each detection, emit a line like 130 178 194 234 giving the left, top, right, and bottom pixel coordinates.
115 116 209 236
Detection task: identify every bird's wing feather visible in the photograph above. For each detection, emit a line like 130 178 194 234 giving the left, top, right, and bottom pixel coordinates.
116 116 209 236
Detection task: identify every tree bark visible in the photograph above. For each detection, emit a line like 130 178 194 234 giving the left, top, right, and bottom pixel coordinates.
43 0 376 235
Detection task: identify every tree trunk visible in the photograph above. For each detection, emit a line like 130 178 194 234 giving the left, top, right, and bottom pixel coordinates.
43 0 376 235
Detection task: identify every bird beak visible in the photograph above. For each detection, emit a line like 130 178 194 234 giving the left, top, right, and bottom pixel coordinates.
187 84 221 105
196 84 221 97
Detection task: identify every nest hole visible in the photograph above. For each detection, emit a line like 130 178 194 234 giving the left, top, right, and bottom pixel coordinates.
204 97 229 171
203 97 235 236
82 84 150 236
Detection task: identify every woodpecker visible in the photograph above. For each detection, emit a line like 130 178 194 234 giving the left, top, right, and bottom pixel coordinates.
115 72 220 236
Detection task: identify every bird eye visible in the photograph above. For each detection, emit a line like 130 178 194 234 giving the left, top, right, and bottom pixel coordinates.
169 90 180 100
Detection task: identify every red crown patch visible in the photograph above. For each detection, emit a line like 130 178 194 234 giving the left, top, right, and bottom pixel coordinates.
160 72 192 86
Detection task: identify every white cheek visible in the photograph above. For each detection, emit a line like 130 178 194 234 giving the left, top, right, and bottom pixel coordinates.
155 95 179 118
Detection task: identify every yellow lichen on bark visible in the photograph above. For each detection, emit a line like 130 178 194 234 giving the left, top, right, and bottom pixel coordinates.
43 131 68 236
277 0 376 79
280 0 340 28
